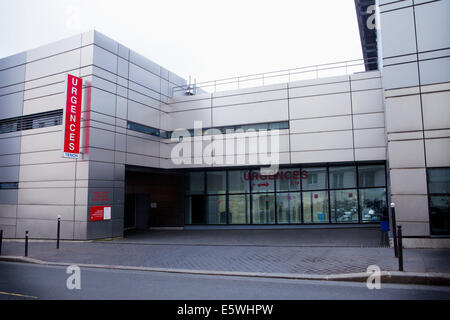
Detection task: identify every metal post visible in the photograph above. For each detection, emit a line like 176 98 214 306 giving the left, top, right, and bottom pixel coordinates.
0 229 3 256
391 203 398 257
57 216 61 249
397 225 403 271
25 230 29 257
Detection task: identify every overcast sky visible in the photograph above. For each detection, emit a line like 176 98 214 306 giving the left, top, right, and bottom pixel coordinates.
0 0 363 83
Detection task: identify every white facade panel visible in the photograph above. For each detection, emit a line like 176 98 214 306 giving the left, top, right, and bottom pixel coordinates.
168 108 211 130
291 149 354 164
290 130 353 152
385 95 423 132
380 7 417 58
289 93 351 119
353 113 385 129
390 168 428 195
388 140 426 168
213 100 288 127
382 62 420 89
351 89 384 114
354 128 386 148
414 0 450 52
422 91 450 130
290 115 352 134
25 49 81 81
425 138 450 167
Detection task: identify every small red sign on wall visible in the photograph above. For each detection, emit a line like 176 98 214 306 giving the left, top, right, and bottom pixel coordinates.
90 206 112 221
314 194 319 199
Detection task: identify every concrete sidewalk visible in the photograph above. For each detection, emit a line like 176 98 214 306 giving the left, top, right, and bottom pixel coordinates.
1 229 449 280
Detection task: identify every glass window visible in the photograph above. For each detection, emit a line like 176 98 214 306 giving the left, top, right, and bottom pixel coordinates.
358 165 386 188
206 195 227 224
186 195 207 224
330 189 358 223
185 197 192 224
268 121 289 130
127 121 160 137
302 167 328 191
276 168 302 192
359 188 386 222
252 193 275 224
302 191 329 223
188 172 204 195
0 120 18 134
241 123 269 131
229 194 250 224
207 171 226 194
428 168 450 194
428 168 450 235
250 170 275 193
0 182 18 189
429 196 450 235
228 170 250 193
277 193 301 224
329 166 356 189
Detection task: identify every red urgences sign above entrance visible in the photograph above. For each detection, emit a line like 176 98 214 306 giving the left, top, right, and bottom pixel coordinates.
62 74 83 159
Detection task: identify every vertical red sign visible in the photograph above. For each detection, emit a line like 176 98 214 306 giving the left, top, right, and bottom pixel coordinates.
63 74 83 159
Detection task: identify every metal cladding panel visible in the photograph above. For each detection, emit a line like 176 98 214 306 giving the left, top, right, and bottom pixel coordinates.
25 49 81 81
0 64 26 88
0 91 25 119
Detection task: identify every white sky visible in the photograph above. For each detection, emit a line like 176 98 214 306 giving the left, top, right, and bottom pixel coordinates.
0 0 363 83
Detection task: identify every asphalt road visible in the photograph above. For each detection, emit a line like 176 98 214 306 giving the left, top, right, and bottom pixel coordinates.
1 261 450 300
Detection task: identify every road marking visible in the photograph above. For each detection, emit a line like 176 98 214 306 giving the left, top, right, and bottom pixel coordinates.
0 291 38 299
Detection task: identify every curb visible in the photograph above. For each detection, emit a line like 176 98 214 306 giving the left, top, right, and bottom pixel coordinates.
1 256 450 286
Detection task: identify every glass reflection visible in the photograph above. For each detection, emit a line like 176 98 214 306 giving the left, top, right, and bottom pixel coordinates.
302 191 329 223
252 194 275 224
330 189 358 223
359 188 386 222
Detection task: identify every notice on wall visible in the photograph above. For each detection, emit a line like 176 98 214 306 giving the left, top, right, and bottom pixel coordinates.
90 206 112 221
62 74 83 159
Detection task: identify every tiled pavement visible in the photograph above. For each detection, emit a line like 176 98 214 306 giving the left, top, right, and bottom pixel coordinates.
1 228 449 275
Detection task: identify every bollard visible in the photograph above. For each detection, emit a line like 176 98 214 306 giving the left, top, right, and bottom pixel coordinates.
391 203 398 257
25 230 29 257
57 216 61 249
397 225 403 271
0 229 3 256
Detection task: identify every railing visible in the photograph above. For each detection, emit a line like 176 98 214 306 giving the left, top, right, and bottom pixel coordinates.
173 57 378 96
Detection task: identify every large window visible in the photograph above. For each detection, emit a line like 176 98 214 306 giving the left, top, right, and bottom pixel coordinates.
428 168 450 235
184 163 387 225
228 170 250 193
229 194 250 224
187 172 204 195
277 193 301 224
358 165 386 223
252 194 275 224
303 191 329 223
330 189 358 223
206 195 227 224
359 188 386 222
207 171 226 194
